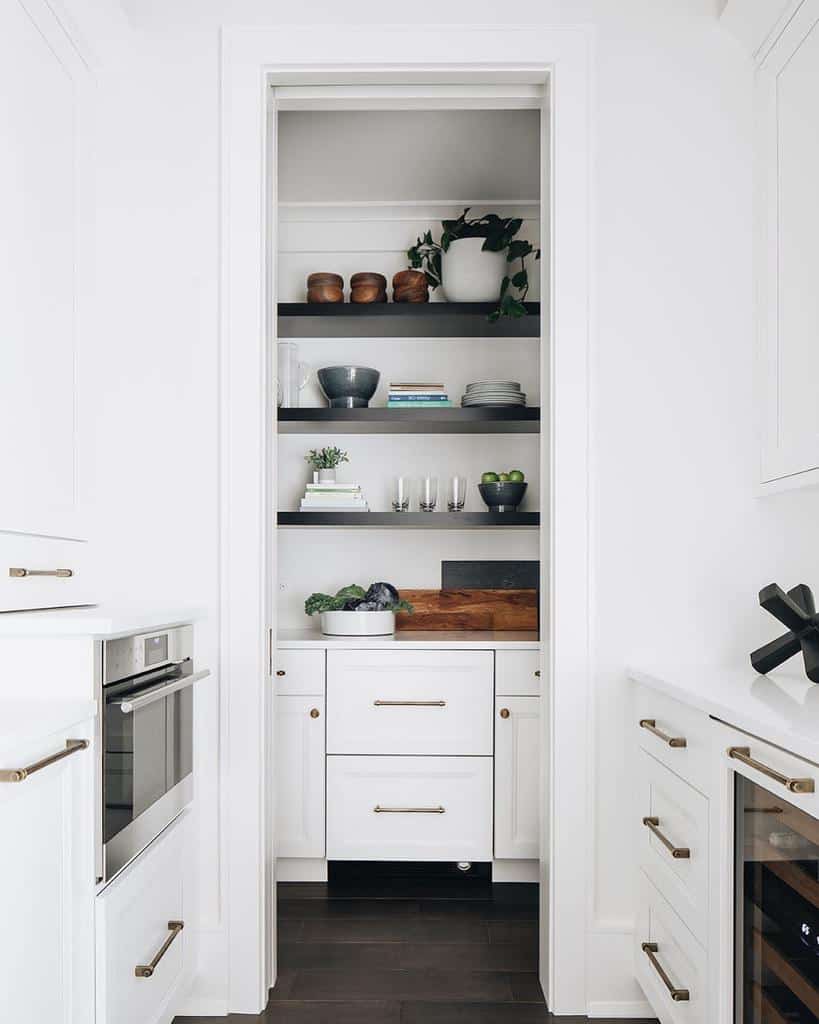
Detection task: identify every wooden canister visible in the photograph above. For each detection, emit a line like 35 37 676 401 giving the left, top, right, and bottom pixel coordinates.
307 272 344 303
350 272 387 304
392 269 429 303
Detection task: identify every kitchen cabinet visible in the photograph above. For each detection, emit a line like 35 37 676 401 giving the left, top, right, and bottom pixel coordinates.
96 811 191 1024
757 0 819 488
0 715 95 1024
0 0 93 601
494 696 540 860
275 695 326 859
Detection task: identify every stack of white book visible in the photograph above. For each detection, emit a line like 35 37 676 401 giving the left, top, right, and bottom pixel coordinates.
299 482 369 512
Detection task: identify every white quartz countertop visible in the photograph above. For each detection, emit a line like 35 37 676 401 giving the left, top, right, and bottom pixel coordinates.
0 698 97 750
629 663 819 766
0 605 202 638
278 629 540 650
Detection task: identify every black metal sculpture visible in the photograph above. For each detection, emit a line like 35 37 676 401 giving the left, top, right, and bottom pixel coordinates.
750 583 819 682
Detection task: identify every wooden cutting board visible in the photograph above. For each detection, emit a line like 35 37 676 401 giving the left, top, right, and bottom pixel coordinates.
396 589 537 631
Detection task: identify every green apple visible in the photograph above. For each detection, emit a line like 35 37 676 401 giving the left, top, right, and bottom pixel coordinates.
498 472 511 482
508 469 525 482
481 472 499 484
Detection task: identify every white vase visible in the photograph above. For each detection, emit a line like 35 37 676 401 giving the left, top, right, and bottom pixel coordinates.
441 237 507 303
318 468 336 483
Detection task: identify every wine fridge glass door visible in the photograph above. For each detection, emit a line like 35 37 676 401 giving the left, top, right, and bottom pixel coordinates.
735 774 819 1022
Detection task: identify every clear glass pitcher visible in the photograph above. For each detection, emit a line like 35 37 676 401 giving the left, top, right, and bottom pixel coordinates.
277 342 310 408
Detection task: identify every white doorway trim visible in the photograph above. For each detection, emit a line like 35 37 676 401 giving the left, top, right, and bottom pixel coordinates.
220 24 591 1016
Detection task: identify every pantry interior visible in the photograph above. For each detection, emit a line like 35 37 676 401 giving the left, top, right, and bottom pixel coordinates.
268 79 552 993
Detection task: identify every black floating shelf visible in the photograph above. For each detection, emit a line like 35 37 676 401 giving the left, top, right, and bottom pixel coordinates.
277 512 539 529
277 407 540 434
278 302 540 339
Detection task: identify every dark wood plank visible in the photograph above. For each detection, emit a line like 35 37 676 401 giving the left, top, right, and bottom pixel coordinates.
398 941 537 972
278 942 403 970
507 972 545 1002
278 898 422 919
261 1002 401 1023
285 968 514 1002
399 1003 551 1023
489 921 539 945
418 899 537 921
299 917 490 944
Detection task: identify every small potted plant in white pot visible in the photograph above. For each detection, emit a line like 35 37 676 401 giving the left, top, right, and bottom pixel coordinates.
305 445 349 484
305 582 414 636
406 208 540 320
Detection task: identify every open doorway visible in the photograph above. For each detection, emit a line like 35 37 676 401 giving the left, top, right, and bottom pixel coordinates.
270 89 548 1016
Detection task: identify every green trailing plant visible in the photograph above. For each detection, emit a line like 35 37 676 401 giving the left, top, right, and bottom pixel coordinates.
304 446 349 471
406 208 540 320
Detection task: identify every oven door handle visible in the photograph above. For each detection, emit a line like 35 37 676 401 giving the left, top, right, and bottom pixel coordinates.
115 669 211 714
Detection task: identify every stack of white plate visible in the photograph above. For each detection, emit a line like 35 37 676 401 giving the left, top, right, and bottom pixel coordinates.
461 380 526 407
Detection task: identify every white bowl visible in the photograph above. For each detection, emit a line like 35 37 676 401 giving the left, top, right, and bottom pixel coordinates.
319 610 396 636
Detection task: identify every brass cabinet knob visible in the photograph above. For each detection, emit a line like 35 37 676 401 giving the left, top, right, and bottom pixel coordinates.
276 670 286 677
534 670 541 678
499 708 510 719
310 708 320 719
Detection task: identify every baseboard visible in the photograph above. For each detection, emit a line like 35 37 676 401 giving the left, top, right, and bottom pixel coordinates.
276 857 328 881
586 999 655 1018
492 859 539 882
174 993 229 1017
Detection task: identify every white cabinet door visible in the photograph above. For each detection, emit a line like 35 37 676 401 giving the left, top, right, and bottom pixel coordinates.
276 695 325 858
758 1 819 488
0 721 95 1024
494 696 540 859
0 0 91 540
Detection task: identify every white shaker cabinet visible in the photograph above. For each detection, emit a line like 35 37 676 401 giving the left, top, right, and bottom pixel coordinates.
757 0 819 488
276 695 326 859
494 696 540 859
0 717 95 1024
0 0 94 605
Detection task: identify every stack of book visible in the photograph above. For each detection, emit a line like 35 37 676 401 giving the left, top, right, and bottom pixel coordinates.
299 483 369 512
387 382 452 408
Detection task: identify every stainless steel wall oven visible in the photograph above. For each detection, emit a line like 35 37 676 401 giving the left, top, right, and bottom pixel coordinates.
100 625 208 882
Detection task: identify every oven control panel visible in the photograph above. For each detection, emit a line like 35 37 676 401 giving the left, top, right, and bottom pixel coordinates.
103 625 193 685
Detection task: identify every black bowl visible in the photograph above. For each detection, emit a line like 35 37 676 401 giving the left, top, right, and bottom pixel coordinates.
318 366 380 409
478 481 527 512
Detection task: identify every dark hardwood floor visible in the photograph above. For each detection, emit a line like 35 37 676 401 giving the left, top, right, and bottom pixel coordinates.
176 881 657 1024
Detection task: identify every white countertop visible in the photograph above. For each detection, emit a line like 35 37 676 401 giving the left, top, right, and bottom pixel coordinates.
629 662 819 766
0 698 97 750
278 628 540 650
0 605 202 638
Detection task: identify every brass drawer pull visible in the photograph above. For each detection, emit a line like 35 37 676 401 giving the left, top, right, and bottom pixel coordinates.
639 719 686 748
728 746 815 794
373 700 446 707
276 670 286 677
641 942 689 1001
310 708 320 719
9 567 73 579
135 920 184 978
500 708 510 719
534 670 541 678
0 738 89 783
642 816 690 859
374 805 445 814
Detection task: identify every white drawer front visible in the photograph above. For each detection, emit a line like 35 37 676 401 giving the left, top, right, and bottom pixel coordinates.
635 685 711 796
713 719 819 820
276 649 325 695
327 650 493 755
96 815 188 1024
636 873 707 1024
0 534 92 611
639 751 708 943
495 649 541 696
327 755 492 861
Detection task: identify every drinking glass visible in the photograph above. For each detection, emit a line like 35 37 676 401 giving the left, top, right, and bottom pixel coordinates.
276 342 310 408
391 476 411 513
448 474 468 512
419 476 438 512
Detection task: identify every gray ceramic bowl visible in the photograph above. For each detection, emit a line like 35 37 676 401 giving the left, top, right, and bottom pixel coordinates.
478 481 528 512
317 366 380 409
